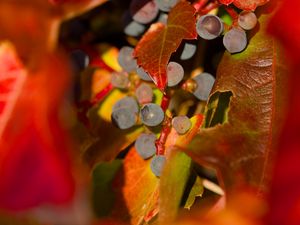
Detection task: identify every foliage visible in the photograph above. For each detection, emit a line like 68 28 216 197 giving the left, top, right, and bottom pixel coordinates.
0 0 300 225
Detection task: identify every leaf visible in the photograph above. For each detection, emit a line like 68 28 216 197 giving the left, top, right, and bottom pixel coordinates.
110 147 160 225
266 1 300 225
159 115 204 223
184 176 204 210
92 160 123 217
0 0 107 61
166 190 265 225
183 11 288 194
232 0 270 10
218 0 234 6
134 1 197 91
0 42 75 210
219 0 269 10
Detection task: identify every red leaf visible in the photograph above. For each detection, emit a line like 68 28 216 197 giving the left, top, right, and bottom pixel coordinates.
218 0 234 6
134 1 197 91
0 42 74 210
266 1 300 225
219 0 269 10
233 0 269 10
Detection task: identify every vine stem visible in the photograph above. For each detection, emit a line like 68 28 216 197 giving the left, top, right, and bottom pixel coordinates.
160 93 171 111
200 0 220 15
156 116 172 155
193 0 209 13
224 6 239 26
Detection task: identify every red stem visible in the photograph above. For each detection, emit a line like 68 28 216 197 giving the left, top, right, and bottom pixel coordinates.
160 94 170 111
77 83 113 127
156 117 172 155
224 6 239 26
193 0 209 13
200 1 220 15
91 83 113 105
89 58 115 72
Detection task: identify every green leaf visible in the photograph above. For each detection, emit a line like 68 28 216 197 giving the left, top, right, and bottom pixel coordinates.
184 176 204 210
159 150 192 223
159 115 204 223
92 160 123 217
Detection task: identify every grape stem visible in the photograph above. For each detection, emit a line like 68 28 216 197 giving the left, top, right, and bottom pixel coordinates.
200 0 220 15
224 6 239 26
89 58 115 72
77 82 113 127
156 116 172 155
193 0 209 13
160 93 171 111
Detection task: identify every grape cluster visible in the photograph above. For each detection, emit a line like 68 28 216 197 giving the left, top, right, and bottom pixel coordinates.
108 1 259 177
196 10 257 54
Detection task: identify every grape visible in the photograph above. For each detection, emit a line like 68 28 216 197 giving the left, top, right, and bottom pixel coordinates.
180 42 197 60
154 0 180 12
157 12 168 25
70 49 89 72
238 11 257 30
117 46 138 72
167 61 184 87
196 15 224 40
135 133 157 159
111 108 137 129
223 28 247 53
111 71 129 89
192 72 215 101
122 11 146 37
172 115 192 134
140 103 164 126
150 155 166 177
112 96 139 114
135 83 153 104
136 67 152 81
130 0 159 24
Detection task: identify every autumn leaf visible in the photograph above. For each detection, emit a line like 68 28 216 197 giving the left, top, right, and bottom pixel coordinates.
182 10 288 195
110 147 159 224
0 42 75 210
0 0 107 62
219 0 269 10
266 1 300 225
159 114 204 224
134 1 197 91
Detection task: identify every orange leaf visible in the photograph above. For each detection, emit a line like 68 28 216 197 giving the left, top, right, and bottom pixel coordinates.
134 1 197 91
219 0 269 10
111 148 159 225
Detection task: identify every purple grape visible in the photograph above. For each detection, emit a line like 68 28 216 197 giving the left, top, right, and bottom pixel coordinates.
112 96 139 114
135 83 153 104
110 71 129 89
196 15 224 40
117 46 138 72
130 0 159 24
167 61 184 87
150 155 166 177
140 103 164 126
122 11 146 37
135 133 157 159
111 108 137 129
223 28 247 53
180 42 197 60
154 0 180 12
192 72 215 101
172 115 192 134
136 67 152 81
238 11 257 30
